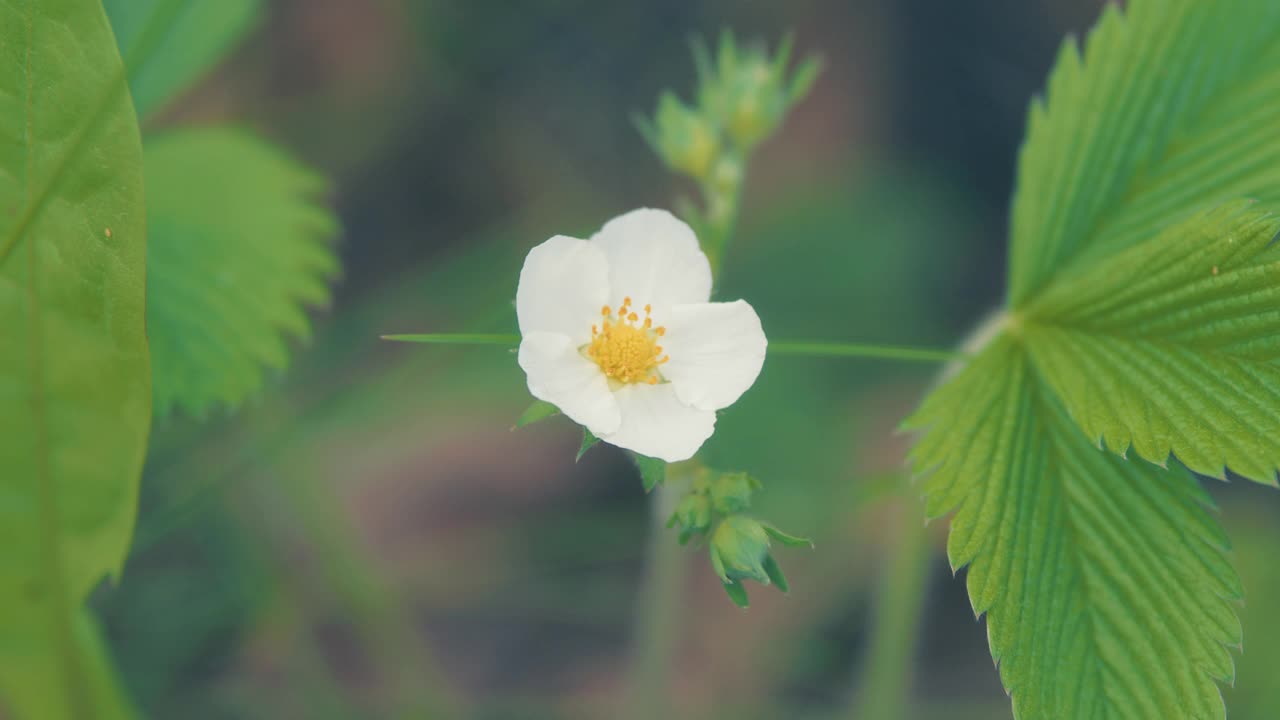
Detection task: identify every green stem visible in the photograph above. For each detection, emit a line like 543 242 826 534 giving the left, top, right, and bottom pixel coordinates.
622 473 690 719
698 153 745 281
769 341 964 363
380 333 518 345
848 495 933 720
382 333 964 364
250 456 459 718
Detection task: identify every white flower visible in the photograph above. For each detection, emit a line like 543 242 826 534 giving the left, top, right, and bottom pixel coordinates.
516 208 767 462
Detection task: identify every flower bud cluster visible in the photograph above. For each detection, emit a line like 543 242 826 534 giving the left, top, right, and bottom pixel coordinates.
667 468 811 607
637 32 821 182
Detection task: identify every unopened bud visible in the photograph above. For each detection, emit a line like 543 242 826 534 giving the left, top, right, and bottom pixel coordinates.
647 92 720 179
693 33 821 153
667 492 713 545
709 515 811 608
724 57 786 150
710 471 761 514
710 515 773 586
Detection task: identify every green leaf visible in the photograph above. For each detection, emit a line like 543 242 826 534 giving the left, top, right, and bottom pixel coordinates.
104 0 261 120
576 428 600 462
906 338 1242 720
145 128 338 418
1021 202 1280 484
912 1 1280 714
2 611 137 720
0 0 150 715
514 399 560 429
631 453 665 493
1008 0 1280 305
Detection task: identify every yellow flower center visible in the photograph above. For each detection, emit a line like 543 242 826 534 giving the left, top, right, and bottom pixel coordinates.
585 297 669 385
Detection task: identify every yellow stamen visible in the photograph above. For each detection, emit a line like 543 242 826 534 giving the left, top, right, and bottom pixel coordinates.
583 296 670 385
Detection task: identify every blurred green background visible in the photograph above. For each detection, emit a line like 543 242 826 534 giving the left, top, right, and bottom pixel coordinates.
92 1 1280 718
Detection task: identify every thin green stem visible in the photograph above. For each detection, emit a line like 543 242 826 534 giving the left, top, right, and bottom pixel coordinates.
382 333 964 364
769 341 964 363
622 471 690 719
381 333 518 345
848 494 933 720
241 455 458 718
698 153 745 282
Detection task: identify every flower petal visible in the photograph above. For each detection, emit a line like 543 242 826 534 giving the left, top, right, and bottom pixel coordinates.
662 300 767 411
590 208 712 311
517 235 611 344
518 331 621 435
601 383 715 462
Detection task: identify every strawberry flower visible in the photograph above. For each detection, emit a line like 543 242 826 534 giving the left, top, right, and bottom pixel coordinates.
516 208 767 462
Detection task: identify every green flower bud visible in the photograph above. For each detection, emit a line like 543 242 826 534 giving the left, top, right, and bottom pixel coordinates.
709 471 761 514
667 492 713 545
723 56 786 150
693 33 822 153
709 515 811 608
710 515 773 585
645 92 720 180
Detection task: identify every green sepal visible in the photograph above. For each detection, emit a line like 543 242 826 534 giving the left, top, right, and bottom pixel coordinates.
631 453 666 493
514 399 560 429
668 493 712 546
763 524 813 548
723 579 750 609
787 56 823 105
576 428 600 462
709 543 729 583
762 554 789 593
632 112 660 155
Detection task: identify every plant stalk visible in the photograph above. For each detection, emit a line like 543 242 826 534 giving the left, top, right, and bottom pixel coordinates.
622 473 689 719
848 495 932 719
382 333 963 364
